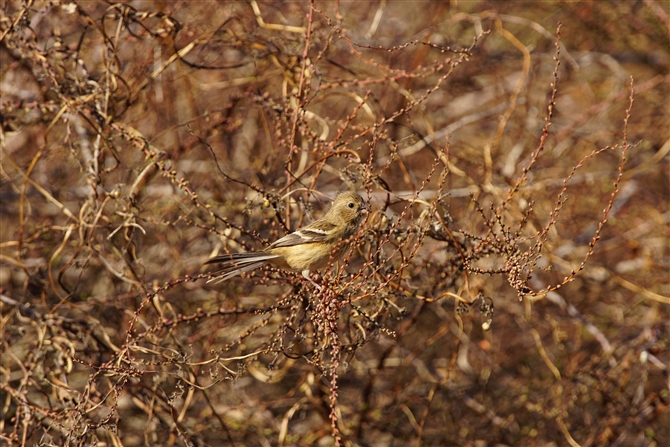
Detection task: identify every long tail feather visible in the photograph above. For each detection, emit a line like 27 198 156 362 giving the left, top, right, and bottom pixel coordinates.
205 252 280 283
205 252 279 265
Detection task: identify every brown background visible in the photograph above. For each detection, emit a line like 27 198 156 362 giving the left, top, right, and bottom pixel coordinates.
1 1 668 446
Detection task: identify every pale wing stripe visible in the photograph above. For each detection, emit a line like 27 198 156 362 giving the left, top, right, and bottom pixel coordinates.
297 228 329 239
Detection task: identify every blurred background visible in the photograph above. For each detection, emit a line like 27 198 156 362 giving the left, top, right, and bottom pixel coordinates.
1 1 668 446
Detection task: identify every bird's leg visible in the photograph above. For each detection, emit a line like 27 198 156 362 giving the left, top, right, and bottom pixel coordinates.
302 270 323 292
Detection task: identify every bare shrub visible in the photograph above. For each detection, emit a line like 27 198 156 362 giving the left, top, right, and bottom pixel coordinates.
2 2 668 446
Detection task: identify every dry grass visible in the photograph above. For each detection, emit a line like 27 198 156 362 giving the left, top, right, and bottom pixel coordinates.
1 1 668 446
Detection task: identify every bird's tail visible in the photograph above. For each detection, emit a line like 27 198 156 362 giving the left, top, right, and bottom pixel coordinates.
204 252 279 283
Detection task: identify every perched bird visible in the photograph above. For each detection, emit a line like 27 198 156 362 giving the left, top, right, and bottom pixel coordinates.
205 191 367 283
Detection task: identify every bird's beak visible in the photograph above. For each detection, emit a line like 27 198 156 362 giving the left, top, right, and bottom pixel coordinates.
360 202 369 215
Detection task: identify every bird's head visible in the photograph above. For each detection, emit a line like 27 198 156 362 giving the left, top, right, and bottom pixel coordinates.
329 191 367 225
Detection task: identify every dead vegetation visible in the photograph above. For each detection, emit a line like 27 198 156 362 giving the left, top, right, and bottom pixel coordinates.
1 1 668 446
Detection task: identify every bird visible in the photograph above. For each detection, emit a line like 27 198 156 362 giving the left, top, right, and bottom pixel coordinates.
205 191 367 283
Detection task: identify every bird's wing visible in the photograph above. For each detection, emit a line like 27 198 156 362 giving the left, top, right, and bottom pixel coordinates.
268 222 337 248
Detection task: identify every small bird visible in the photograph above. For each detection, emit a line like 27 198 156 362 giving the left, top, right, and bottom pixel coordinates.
205 191 367 283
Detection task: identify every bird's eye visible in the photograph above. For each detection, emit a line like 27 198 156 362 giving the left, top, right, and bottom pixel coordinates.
348 202 355 208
